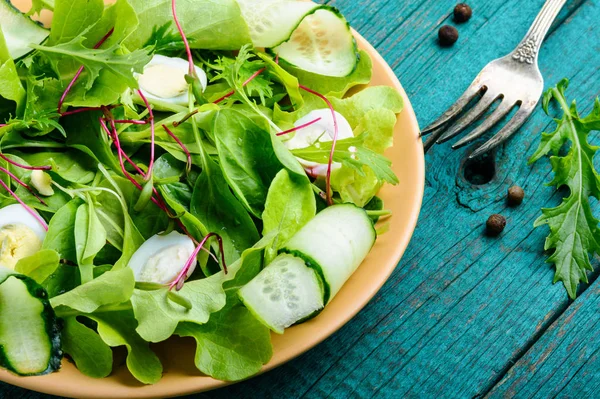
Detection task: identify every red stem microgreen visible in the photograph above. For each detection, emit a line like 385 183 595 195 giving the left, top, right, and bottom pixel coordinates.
171 0 195 77
213 67 267 104
0 178 48 231
113 119 148 125
57 28 115 115
162 124 192 172
0 166 47 206
299 84 338 206
170 232 227 291
276 117 322 136
0 153 51 171
136 90 155 179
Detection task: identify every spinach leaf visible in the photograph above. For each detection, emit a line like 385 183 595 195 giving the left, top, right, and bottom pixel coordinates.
262 169 315 262
61 316 113 379
190 155 259 265
213 108 285 217
16 150 97 184
74 201 107 283
43 199 81 263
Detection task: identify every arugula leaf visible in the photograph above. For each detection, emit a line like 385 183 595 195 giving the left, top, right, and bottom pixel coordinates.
31 37 151 90
263 169 315 262
61 316 113 379
50 268 135 314
143 22 185 54
529 79 600 299
214 48 273 106
15 249 61 284
292 134 399 185
87 310 163 384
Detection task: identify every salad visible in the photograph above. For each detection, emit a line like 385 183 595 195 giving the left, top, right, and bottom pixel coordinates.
0 0 403 384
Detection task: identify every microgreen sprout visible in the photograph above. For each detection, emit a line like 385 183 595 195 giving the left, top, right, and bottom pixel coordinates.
0 153 51 171
213 67 267 104
170 232 227 291
299 84 338 206
276 117 322 136
163 124 192 172
0 166 47 206
0 178 48 231
57 28 115 115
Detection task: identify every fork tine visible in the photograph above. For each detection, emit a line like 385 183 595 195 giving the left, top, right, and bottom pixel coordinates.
420 81 485 136
451 101 516 149
468 106 535 159
436 91 500 144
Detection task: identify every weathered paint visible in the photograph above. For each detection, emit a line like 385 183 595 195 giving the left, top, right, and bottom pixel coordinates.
3 0 600 398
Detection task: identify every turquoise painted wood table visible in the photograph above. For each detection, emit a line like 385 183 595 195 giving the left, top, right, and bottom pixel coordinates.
3 0 600 397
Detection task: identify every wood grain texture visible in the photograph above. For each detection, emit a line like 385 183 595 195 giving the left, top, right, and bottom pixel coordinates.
3 0 600 398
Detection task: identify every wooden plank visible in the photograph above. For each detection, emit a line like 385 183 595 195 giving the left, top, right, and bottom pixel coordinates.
486 281 600 399
184 1 600 398
2 1 600 398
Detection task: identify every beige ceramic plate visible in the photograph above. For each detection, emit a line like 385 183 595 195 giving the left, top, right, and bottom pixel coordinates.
1 2 425 397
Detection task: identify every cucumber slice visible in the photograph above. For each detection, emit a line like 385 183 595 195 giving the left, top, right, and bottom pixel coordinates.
239 254 324 334
282 204 375 303
0 268 61 376
274 7 358 77
0 0 49 60
236 0 319 48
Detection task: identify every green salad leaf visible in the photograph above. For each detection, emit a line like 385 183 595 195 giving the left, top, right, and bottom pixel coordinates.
176 299 272 381
50 268 135 314
61 316 113 379
529 79 600 299
0 0 404 384
263 169 315 262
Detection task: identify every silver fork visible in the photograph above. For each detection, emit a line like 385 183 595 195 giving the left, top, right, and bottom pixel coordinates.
421 0 566 159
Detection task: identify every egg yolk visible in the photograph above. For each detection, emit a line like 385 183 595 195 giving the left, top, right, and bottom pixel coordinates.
0 224 43 269
138 244 193 284
138 64 189 99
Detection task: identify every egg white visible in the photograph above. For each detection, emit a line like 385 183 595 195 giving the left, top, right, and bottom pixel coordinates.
128 231 196 285
283 109 354 177
0 204 46 241
135 54 208 111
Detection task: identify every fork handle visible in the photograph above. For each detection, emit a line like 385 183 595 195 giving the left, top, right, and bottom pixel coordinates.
511 0 566 64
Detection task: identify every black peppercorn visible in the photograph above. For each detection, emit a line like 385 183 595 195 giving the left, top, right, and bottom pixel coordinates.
486 214 506 236
438 25 459 47
507 186 525 206
454 3 472 23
